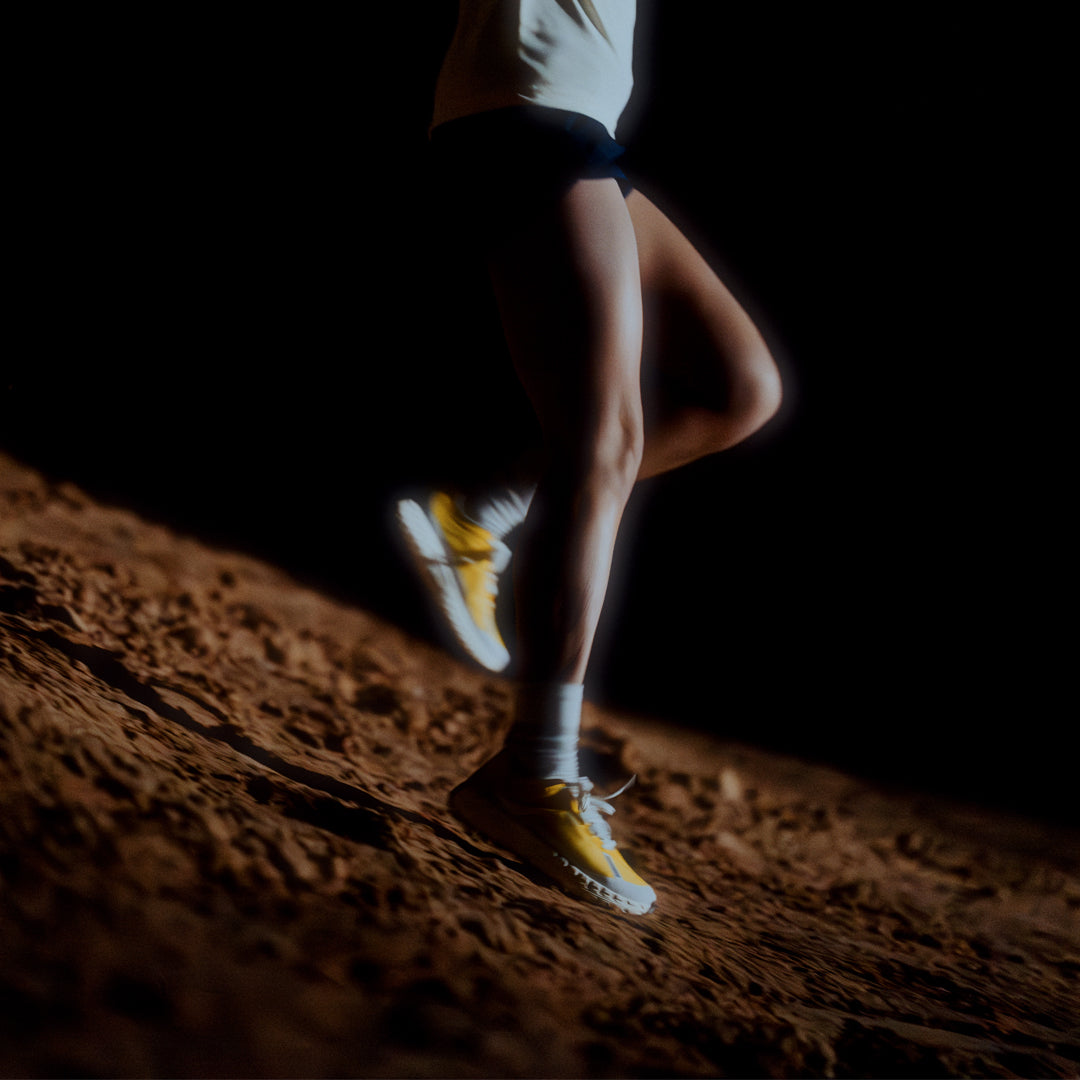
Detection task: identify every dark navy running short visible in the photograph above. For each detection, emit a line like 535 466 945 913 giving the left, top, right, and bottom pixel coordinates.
429 105 632 243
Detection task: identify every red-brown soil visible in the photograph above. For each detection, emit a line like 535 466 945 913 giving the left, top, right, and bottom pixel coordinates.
2 452 1078 1078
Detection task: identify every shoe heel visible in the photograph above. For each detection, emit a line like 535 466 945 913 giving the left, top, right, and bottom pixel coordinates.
449 780 551 864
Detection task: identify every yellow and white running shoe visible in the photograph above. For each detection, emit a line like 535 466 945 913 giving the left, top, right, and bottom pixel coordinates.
395 491 511 672
449 750 657 915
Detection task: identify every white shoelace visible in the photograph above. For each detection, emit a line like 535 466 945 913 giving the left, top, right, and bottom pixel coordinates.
572 776 636 851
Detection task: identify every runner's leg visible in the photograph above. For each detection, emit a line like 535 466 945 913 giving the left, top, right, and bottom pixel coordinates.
487 177 645 691
628 189 782 478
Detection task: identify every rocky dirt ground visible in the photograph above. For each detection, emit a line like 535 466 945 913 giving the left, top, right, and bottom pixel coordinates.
1 451 1078 1078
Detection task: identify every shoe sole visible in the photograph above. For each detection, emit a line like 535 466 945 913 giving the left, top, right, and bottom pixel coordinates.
449 779 656 916
395 498 510 673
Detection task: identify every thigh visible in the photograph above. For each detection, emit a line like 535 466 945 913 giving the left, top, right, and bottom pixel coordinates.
627 190 773 412
485 178 644 452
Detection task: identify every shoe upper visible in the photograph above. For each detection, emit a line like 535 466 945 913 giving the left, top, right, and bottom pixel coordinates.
469 753 654 899
395 491 510 671
510 777 652 889
429 492 510 648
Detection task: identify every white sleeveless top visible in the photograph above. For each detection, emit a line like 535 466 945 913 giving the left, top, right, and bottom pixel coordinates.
432 0 637 139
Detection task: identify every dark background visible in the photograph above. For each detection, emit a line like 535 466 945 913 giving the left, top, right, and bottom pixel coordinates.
4 6 1071 820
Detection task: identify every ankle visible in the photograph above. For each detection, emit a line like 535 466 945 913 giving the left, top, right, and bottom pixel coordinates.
505 681 583 781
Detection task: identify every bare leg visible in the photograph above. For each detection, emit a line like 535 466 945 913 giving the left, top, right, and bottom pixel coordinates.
467 188 781 528
433 185 781 688
628 189 783 479
486 178 644 686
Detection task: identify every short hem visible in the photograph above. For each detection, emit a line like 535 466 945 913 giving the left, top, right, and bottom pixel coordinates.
429 105 633 240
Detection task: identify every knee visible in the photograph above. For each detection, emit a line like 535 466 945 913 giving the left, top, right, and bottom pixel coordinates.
602 405 646 492
555 399 644 499
732 344 783 434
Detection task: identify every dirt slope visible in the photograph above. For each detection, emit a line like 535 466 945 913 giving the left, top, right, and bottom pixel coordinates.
1 452 1078 1078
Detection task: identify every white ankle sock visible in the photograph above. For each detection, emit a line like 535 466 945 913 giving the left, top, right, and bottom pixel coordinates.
463 484 535 540
506 681 583 781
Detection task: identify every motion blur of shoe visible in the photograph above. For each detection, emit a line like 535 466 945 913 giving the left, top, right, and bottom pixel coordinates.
449 749 656 915
395 491 511 672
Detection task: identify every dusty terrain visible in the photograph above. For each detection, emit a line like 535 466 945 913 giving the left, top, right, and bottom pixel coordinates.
1 450 1078 1078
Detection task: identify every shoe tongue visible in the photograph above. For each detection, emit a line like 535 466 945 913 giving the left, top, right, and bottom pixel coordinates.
542 781 567 798
435 496 493 552
532 779 580 808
